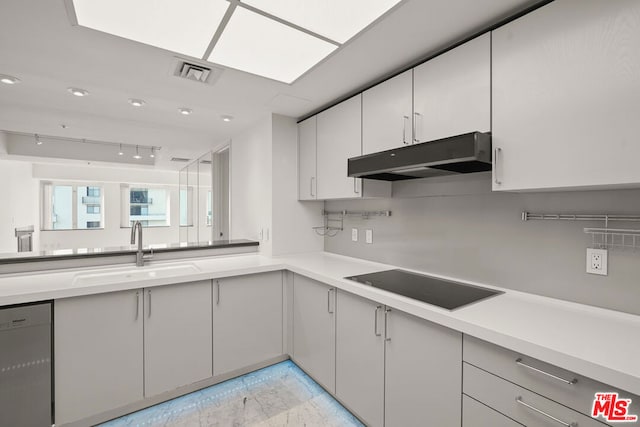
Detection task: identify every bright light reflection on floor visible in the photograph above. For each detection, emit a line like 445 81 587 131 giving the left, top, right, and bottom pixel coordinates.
100 360 364 426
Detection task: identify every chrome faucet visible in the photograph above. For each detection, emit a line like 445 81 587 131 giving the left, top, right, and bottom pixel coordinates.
130 221 151 267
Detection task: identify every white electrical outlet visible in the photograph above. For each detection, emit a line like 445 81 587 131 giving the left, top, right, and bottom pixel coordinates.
586 248 608 275
351 228 358 242
365 229 373 244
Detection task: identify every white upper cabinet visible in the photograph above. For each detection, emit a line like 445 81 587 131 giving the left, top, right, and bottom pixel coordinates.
413 33 490 143
492 0 640 191
362 69 413 154
298 116 317 200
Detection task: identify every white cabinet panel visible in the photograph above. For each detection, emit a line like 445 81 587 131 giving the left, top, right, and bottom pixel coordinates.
298 116 317 200
362 69 413 154
55 290 143 425
292 274 335 393
213 272 283 376
316 95 362 200
492 0 640 191
144 280 212 397
335 290 385 427
413 33 490 142
384 309 462 427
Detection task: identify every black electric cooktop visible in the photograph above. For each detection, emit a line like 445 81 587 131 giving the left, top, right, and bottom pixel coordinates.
345 269 502 310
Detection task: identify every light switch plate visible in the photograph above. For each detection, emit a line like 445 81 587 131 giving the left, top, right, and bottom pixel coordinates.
365 229 373 244
586 248 607 275
351 228 358 242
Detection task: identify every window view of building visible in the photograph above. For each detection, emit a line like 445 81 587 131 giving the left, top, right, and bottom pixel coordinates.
42 183 104 230
129 187 169 227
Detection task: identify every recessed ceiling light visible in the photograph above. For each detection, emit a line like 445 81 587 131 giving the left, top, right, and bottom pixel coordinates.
133 145 142 159
208 7 337 84
0 74 21 85
128 98 146 107
72 0 229 58
68 87 89 97
221 115 233 122
241 0 402 44
178 108 193 115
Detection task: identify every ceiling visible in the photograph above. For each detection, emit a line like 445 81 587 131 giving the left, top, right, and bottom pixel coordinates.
0 0 541 170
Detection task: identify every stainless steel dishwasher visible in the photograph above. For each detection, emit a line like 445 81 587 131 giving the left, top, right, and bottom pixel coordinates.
0 302 53 426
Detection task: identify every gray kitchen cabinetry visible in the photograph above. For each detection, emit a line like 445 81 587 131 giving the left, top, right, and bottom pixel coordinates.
143 280 212 397
463 395 521 427
298 116 317 201
335 290 462 427
492 0 640 191
413 33 490 143
212 271 284 376
55 281 212 425
55 289 144 425
362 69 413 155
292 274 336 393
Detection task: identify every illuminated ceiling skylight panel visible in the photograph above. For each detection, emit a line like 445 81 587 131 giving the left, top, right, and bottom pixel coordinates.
240 0 403 44
72 0 229 58
207 7 337 84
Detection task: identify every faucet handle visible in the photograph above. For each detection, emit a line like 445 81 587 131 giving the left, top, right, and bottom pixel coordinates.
143 247 154 261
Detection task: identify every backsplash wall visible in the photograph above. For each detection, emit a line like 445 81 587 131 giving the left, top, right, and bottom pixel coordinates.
324 178 640 315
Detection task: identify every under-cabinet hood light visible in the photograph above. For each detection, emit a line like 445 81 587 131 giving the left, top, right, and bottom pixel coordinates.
133 145 142 159
0 74 21 85
178 107 192 115
128 98 146 107
68 87 89 97
118 144 124 156
150 147 155 158
35 134 43 146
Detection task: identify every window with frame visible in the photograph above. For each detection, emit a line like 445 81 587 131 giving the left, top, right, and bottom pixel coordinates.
123 186 170 227
41 182 104 230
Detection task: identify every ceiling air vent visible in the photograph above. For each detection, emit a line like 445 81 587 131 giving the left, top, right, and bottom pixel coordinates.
170 157 191 163
171 57 223 85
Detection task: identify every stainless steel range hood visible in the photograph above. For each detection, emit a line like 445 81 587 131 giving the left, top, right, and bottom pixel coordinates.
348 132 492 181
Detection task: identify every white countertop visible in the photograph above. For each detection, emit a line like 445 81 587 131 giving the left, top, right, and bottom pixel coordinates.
1 251 638 396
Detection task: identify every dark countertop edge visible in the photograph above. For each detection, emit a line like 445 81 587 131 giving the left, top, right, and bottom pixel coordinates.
0 240 259 264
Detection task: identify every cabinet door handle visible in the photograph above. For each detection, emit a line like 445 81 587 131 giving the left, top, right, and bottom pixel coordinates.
515 358 577 385
147 290 151 318
413 112 421 143
402 116 409 144
135 291 139 320
353 178 359 194
494 147 502 185
327 288 334 313
310 177 315 197
515 397 577 427
216 280 220 305
384 308 391 341
374 305 382 336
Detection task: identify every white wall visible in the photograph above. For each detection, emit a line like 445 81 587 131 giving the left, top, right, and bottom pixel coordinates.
271 114 323 255
230 115 273 254
0 159 38 253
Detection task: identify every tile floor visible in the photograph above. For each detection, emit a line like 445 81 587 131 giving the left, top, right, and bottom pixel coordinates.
99 361 364 427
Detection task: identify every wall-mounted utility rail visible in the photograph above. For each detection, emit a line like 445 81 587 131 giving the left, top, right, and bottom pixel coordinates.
313 210 392 237
521 212 640 250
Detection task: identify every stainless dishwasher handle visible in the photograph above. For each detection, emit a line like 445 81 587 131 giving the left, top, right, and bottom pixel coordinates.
516 358 577 385
327 288 334 313
494 147 502 185
515 397 577 427
135 291 139 320
147 290 151 318
384 308 391 341
374 305 382 336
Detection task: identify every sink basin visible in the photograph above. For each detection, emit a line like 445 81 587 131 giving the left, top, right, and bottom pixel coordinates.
72 263 201 286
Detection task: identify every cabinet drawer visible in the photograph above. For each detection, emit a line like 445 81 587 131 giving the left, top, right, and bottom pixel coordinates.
463 394 520 427
464 363 604 427
464 335 639 421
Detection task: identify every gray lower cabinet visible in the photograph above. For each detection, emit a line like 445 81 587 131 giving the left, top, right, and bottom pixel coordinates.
55 289 144 425
463 395 521 427
143 280 212 397
335 290 462 427
335 290 385 427
212 271 283 376
292 274 336 393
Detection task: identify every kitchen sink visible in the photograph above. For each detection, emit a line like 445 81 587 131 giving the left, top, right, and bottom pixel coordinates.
72 263 201 286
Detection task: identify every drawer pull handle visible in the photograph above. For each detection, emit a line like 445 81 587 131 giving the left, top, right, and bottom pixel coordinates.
516 358 578 385
515 396 577 427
